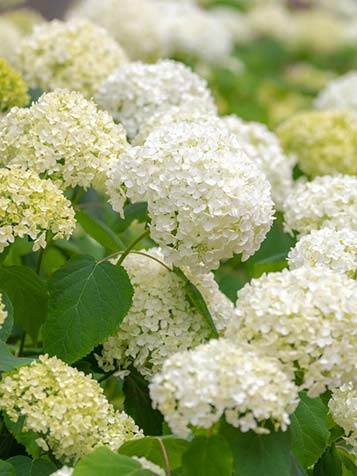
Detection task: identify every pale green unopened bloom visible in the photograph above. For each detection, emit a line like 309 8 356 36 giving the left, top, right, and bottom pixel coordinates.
0 165 75 252
278 111 357 177
0 58 29 113
0 355 142 463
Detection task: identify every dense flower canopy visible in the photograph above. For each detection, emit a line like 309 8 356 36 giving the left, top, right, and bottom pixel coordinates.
278 111 357 177
97 248 234 378
107 121 274 271
225 266 357 396
95 59 216 140
0 355 142 463
283 175 357 236
0 90 128 190
288 228 357 278
150 339 299 437
0 165 75 252
16 19 128 97
0 57 29 113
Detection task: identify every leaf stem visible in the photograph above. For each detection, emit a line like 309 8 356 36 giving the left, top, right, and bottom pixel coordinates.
98 367 119 383
158 438 171 476
116 230 150 266
36 247 45 274
18 331 26 357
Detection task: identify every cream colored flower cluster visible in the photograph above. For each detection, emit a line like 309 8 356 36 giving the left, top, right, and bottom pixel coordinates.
221 115 294 210
97 249 234 378
315 71 357 112
288 228 357 278
329 384 357 458
0 355 142 463
283 175 357 236
150 339 299 437
278 111 357 177
95 60 216 140
0 293 8 331
107 121 274 271
225 266 357 397
16 19 127 98
67 0 233 64
0 90 128 190
0 166 75 252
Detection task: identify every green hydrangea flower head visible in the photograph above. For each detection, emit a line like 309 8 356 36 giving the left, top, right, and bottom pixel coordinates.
278 110 357 177
0 57 29 113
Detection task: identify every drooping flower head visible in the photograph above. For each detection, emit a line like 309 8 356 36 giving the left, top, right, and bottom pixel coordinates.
0 165 75 252
0 57 29 113
16 19 128 97
315 71 357 112
107 121 274 271
0 355 142 463
0 90 128 190
225 266 357 397
278 111 357 176
288 228 357 278
97 248 235 378
95 59 216 140
150 339 299 437
283 175 357 236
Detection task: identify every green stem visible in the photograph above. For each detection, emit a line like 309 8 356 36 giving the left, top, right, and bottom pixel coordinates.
36 247 45 274
115 230 150 266
98 367 119 383
158 438 171 476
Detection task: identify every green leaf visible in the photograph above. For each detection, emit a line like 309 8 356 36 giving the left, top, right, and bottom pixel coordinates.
6 457 57 476
76 211 125 253
173 267 218 338
119 436 189 472
43 255 133 364
313 446 342 476
220 422 293 476
123 368 163 435
337 449 357 476
0 266 48 344
182 435 233 476
290 392 330 468
3 415 42 459
0 460 15 476
73 447 159 476
0 341 34 372
0 292 14 342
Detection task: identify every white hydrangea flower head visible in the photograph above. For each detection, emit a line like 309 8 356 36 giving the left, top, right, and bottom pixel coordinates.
133 457 165 476
50 468 73 476
0 165 75 252
95 59 216 140
97 248 234 378
315 71 357 112
225 266 357 397
67 0 173 62
150 339 299 437
0 293 8 331
107 121 274 271
16 19 128 98
283 175 357 236
0 355 142 463
0 18 22 64
221 115 294 210
329 383 357 458
288 228 357 278
0 90 128 191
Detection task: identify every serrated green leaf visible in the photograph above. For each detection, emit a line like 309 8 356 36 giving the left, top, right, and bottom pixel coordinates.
182 435 233 476
3 415 42 459
76 211 125 253
220 421 293 476
6 456 31 476
119 436 189 472
0 266 48 344
6 456 57 476
291 392 330 468
0 292 14 342
173 267 218 338
73 447 158 476
123 368 163 435
0 460 15 476
43 255 133 363
0 342 34 372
